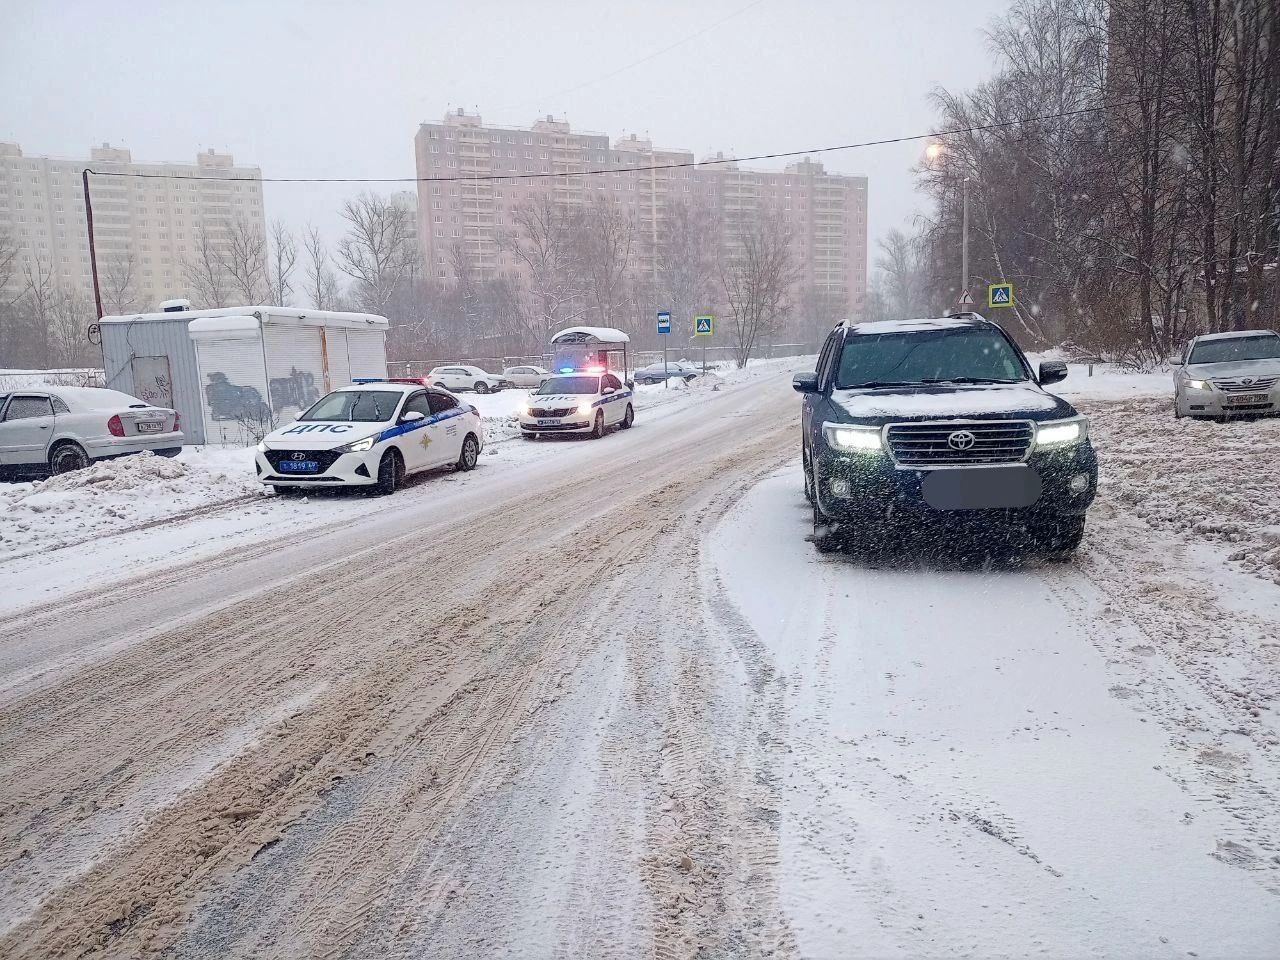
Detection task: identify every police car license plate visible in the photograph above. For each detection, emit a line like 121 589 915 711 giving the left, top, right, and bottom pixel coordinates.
279 460 319 473
1225 393 1268 405
537 418 559 425
136 421 163 433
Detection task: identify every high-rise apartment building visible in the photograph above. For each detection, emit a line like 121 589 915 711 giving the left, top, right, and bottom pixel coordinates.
0 142 265 314
412 110 868 318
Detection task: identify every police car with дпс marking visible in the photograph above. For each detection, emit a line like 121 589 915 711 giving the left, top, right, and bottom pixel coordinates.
256 380 483 495
517 369 635 439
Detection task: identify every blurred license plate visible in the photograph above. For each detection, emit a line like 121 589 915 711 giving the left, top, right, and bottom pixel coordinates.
1225 393 1267 405
136 421 163 433
537 418 559 425
278 461 319 473
921 465 1042 510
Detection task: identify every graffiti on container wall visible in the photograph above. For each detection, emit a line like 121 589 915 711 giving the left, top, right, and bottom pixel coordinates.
204 372 272 423
269 367 320 416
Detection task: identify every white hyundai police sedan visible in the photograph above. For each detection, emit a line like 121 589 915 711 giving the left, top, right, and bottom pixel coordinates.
517 370 634 439
257 382 483 495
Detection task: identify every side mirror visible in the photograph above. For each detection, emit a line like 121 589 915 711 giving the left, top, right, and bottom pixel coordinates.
400 410 426 423
792 372 820 394
625 379 634 390
1038 361 1068 386
602 386 616 395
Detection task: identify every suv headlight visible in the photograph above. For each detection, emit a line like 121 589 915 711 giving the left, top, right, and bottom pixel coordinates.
1183 378 1210 390
823 422 883 452
1035 416 1088 447
335 434 379 454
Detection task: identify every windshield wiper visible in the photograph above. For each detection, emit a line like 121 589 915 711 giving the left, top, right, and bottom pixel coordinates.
917 377 1021 384
841 380 919 389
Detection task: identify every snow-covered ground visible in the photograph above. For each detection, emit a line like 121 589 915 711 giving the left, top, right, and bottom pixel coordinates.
711 459 1280 958
0 358 802 615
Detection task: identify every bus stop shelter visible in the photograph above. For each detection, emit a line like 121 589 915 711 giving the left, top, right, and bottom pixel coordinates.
549 327 631 382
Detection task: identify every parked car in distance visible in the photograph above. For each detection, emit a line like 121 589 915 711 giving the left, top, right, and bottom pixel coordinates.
0 386 182 477
633 360 702 385
502 365 552 389
1173 329 1280 420
427 365 512 394
517 371 634 439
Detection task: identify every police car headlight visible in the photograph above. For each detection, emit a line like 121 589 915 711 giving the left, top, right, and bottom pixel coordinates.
519 401 531 417
257 441 268 453
1035 416 1088 447
577 401 593 416
335 434 378 454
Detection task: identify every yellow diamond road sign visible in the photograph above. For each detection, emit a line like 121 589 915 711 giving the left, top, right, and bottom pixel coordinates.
988 283 1014 308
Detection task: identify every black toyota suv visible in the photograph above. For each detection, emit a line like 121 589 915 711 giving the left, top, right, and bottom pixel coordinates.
793 314 1098 557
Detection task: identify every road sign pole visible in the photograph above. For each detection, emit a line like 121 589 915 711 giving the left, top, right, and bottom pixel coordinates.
961 176 969 300
663 342 668 389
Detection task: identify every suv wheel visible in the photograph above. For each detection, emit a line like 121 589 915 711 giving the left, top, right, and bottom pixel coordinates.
802 448 815 505
811 504 843 554
1038 515 1085 561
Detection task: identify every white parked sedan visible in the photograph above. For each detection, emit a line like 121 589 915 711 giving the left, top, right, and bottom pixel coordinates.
427 365 512 394
517 371 634 439
256 381 483 495
0 386 182 477
501 364 552 389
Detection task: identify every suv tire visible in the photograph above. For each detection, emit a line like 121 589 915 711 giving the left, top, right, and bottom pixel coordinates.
1037 515 1085 561
811 504 844 554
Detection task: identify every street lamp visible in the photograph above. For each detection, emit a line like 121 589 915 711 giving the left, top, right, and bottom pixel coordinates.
923 143 969 306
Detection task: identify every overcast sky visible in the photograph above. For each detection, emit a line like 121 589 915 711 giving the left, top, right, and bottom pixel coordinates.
2 0 1008 256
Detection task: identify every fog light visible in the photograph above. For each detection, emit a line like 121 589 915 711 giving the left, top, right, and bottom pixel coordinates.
830 478 852 497
1069 473 1090 494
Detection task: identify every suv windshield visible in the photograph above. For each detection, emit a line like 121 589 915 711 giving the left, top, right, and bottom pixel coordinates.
1189 335 1280 364
299 390 402 422
537 376 599 395
835 327 1029 388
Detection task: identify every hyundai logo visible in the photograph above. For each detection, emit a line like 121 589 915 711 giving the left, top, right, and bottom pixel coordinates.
291 451 308 461
947 430 977 451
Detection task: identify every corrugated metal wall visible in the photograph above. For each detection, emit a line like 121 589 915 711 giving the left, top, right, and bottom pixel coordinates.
100 319 206 444
193 335 271 448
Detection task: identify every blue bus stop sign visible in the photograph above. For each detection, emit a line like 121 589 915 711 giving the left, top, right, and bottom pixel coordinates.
657 311 671 335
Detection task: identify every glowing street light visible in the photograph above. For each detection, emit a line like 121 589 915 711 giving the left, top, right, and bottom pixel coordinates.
924 142 947 163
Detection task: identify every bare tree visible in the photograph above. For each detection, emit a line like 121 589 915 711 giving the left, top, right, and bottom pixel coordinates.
267 219 298 307
302 225 340 310
100 250 139 315
720 208 799 368
875 227 931 319
576 192 636 327
218 215 269 303
335 192 414 312
183 222 230 308
654 197 718 332
502 193 584 343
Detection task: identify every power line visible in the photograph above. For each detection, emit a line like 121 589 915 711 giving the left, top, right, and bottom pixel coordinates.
81 93 1161 186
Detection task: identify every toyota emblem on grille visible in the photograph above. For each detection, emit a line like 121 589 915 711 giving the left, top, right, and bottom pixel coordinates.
1241 377 1255 385
947 430 977 451
291 451 308 461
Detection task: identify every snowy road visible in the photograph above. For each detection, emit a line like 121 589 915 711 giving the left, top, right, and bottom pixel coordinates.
1 369 1278 958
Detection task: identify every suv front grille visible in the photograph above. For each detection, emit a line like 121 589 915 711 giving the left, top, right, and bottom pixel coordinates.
530 406 575 417
264 449 344 474
886 421 1034 467
1211 376 1278 393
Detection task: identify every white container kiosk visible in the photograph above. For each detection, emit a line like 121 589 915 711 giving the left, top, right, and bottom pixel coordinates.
185 306 389 446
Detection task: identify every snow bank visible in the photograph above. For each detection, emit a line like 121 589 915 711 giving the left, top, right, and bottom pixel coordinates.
0 447 261 559
1079 396 1280 584
1027 355 1170 400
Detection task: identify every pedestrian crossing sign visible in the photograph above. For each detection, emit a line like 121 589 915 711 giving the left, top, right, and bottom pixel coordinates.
988 283 1014 307
694 315 714 336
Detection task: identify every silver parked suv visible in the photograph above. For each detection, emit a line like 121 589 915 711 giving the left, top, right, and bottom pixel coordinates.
1173 329 1280 420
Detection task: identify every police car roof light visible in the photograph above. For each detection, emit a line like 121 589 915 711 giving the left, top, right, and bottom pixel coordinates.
352 377 384 384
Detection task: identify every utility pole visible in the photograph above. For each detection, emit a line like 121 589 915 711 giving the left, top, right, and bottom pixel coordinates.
960 176 970 303
82 168 104 320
